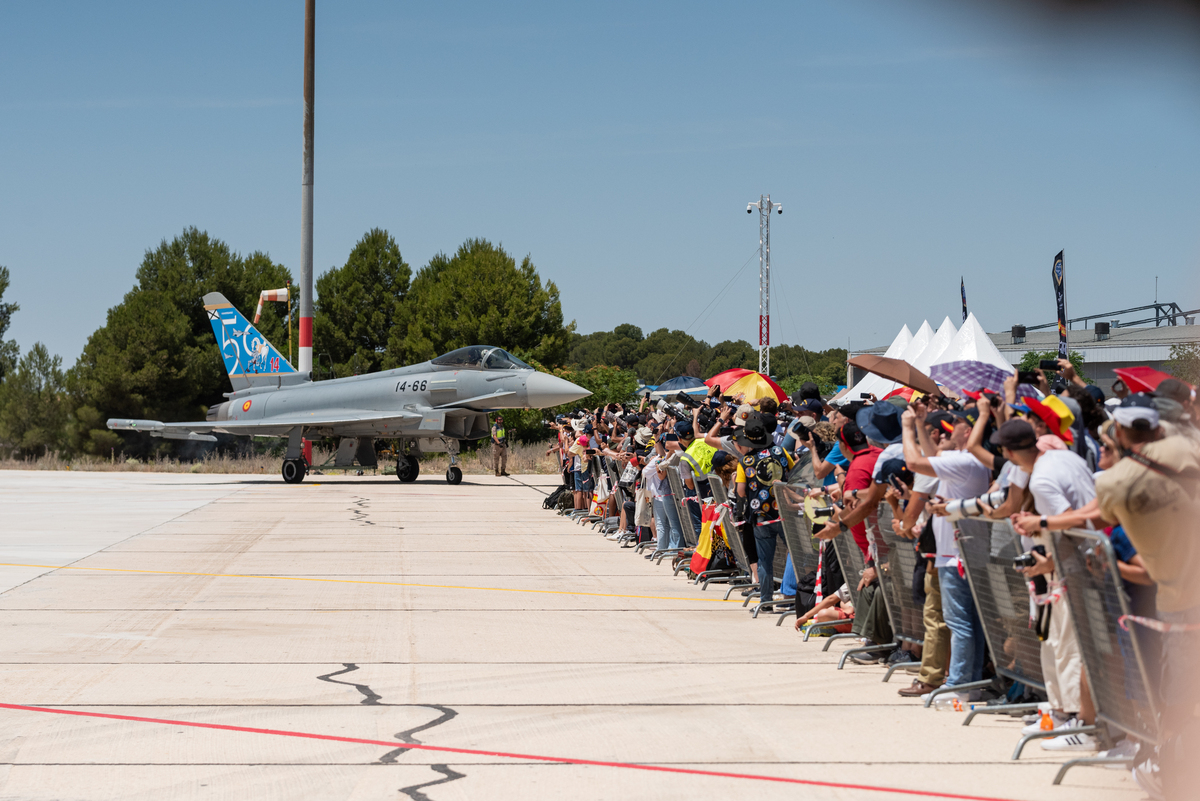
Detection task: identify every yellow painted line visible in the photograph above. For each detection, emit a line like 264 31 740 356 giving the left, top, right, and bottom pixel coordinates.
0 562 741 604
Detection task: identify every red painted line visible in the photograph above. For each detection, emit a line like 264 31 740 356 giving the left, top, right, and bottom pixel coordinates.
0 702 1023 801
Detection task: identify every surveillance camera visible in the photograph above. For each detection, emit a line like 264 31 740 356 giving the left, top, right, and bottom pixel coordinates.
777 207 783 214
747 207 753 214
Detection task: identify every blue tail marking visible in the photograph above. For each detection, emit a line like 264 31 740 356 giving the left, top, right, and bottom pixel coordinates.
205 297 295 377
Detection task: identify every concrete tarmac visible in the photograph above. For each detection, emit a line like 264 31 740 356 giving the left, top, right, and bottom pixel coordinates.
0 471 1142 800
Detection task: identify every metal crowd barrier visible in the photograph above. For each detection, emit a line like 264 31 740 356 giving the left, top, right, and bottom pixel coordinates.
602 461 630 535
705 474 756 596
1047 528 1162 784
773 483 822 628
665 469 699 546
827 505 898 666
870 502 925 681
955 518 1047 718
568 458 603 523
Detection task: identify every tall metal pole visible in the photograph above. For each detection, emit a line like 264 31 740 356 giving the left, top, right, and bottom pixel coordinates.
746 195 780 376
299 0 315 375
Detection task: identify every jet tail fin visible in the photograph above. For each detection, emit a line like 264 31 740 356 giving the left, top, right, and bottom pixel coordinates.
203 292 304 391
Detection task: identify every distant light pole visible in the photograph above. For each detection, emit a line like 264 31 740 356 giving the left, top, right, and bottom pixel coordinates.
299 0 315 375
747 195 782 375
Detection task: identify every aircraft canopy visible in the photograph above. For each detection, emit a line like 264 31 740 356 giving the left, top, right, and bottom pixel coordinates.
431 346 533 371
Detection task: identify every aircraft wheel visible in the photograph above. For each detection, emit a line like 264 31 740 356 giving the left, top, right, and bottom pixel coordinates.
281 458 306 484
446 466 462 485
396 454 420 483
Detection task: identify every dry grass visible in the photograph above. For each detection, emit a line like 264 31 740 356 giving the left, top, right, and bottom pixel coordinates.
416 443 561 475
0 442 562 475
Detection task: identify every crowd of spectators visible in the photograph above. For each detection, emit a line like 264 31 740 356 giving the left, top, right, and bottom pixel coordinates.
538 362 1198 799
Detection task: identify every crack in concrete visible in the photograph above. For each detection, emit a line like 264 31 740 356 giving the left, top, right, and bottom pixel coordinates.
315 663 381 705
397 764 466 801
314 664 466 794
378 704 457 764
349 496 374 526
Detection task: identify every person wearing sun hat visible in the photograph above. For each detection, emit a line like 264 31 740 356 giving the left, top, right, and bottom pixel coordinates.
1024 396 1075 444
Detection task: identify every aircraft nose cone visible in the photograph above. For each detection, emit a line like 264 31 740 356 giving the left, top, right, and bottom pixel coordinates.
524 372 591 408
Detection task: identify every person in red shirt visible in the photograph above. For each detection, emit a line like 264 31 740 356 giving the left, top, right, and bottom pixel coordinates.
814 417 892 661
816 419 883 558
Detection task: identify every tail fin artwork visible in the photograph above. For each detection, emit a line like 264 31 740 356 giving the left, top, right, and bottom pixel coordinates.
203 293 303 391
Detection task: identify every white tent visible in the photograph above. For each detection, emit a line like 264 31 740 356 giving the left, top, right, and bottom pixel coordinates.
847 321 931 400
930 312 1013 371
885 324 914 359
910 317 958 375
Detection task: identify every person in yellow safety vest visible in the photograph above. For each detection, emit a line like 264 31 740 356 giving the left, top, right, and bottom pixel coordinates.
491 415 510 477
674 418 716 535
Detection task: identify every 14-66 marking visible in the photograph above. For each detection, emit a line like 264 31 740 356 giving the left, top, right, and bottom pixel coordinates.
395 380 428 392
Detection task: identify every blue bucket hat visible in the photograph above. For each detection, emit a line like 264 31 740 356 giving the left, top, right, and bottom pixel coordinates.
856 402 903 445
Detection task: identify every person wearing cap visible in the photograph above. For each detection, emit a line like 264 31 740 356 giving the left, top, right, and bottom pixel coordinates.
1093 394 1200 791
807 405 853 487
991 416 1097 750
490 414 510 478
901 398 991 707
814 409 894 662
729 411 794 605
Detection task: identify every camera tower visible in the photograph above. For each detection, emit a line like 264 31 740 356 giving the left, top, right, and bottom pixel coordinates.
747 195 782 375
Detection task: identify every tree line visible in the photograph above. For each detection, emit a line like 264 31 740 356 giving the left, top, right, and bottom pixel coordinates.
0 226 845 458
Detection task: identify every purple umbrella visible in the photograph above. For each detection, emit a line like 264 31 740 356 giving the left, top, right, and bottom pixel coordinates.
929 360 1039 399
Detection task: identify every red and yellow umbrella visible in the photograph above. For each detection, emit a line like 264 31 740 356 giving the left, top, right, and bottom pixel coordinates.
705 369 787 402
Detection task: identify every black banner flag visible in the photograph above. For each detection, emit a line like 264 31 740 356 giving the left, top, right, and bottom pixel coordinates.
960 277 968 323
1052 251 1067 359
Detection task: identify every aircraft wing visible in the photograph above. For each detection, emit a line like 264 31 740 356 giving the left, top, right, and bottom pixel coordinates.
108 408 427 440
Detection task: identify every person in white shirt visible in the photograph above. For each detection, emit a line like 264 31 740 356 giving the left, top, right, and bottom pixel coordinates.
991 418 1096 752
902 402 991 706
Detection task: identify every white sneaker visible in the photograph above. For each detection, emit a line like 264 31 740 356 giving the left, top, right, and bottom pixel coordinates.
1040 719 1098 752
927 690 980 708
1021 711 1070 735
1132 760 1164 801
1099 737 1139 763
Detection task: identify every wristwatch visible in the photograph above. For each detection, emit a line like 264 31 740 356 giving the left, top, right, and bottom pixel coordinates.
1039 515 1048 530
838 522 849 533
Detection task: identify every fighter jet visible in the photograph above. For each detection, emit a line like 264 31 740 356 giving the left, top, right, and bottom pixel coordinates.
107 293 590 484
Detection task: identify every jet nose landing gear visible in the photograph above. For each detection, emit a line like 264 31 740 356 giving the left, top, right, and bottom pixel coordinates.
446 466 462 484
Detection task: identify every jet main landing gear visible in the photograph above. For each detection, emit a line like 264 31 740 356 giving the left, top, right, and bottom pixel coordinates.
281 457 308 484
396 453 420 483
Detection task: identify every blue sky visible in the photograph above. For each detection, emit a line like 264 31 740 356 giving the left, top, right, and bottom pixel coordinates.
2 1 1199 362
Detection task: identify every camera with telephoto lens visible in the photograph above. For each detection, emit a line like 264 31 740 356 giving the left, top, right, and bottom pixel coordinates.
941 489 1007 522
810 505 838 520
655 398 687 422
674 392 702 409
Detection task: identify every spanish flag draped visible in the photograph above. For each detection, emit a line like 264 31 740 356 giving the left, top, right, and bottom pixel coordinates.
689 504 727 575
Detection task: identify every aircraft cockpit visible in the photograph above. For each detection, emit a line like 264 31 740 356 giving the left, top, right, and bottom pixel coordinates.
431 346 533 371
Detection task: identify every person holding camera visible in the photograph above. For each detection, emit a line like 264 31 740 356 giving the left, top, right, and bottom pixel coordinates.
990 417 1097 751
